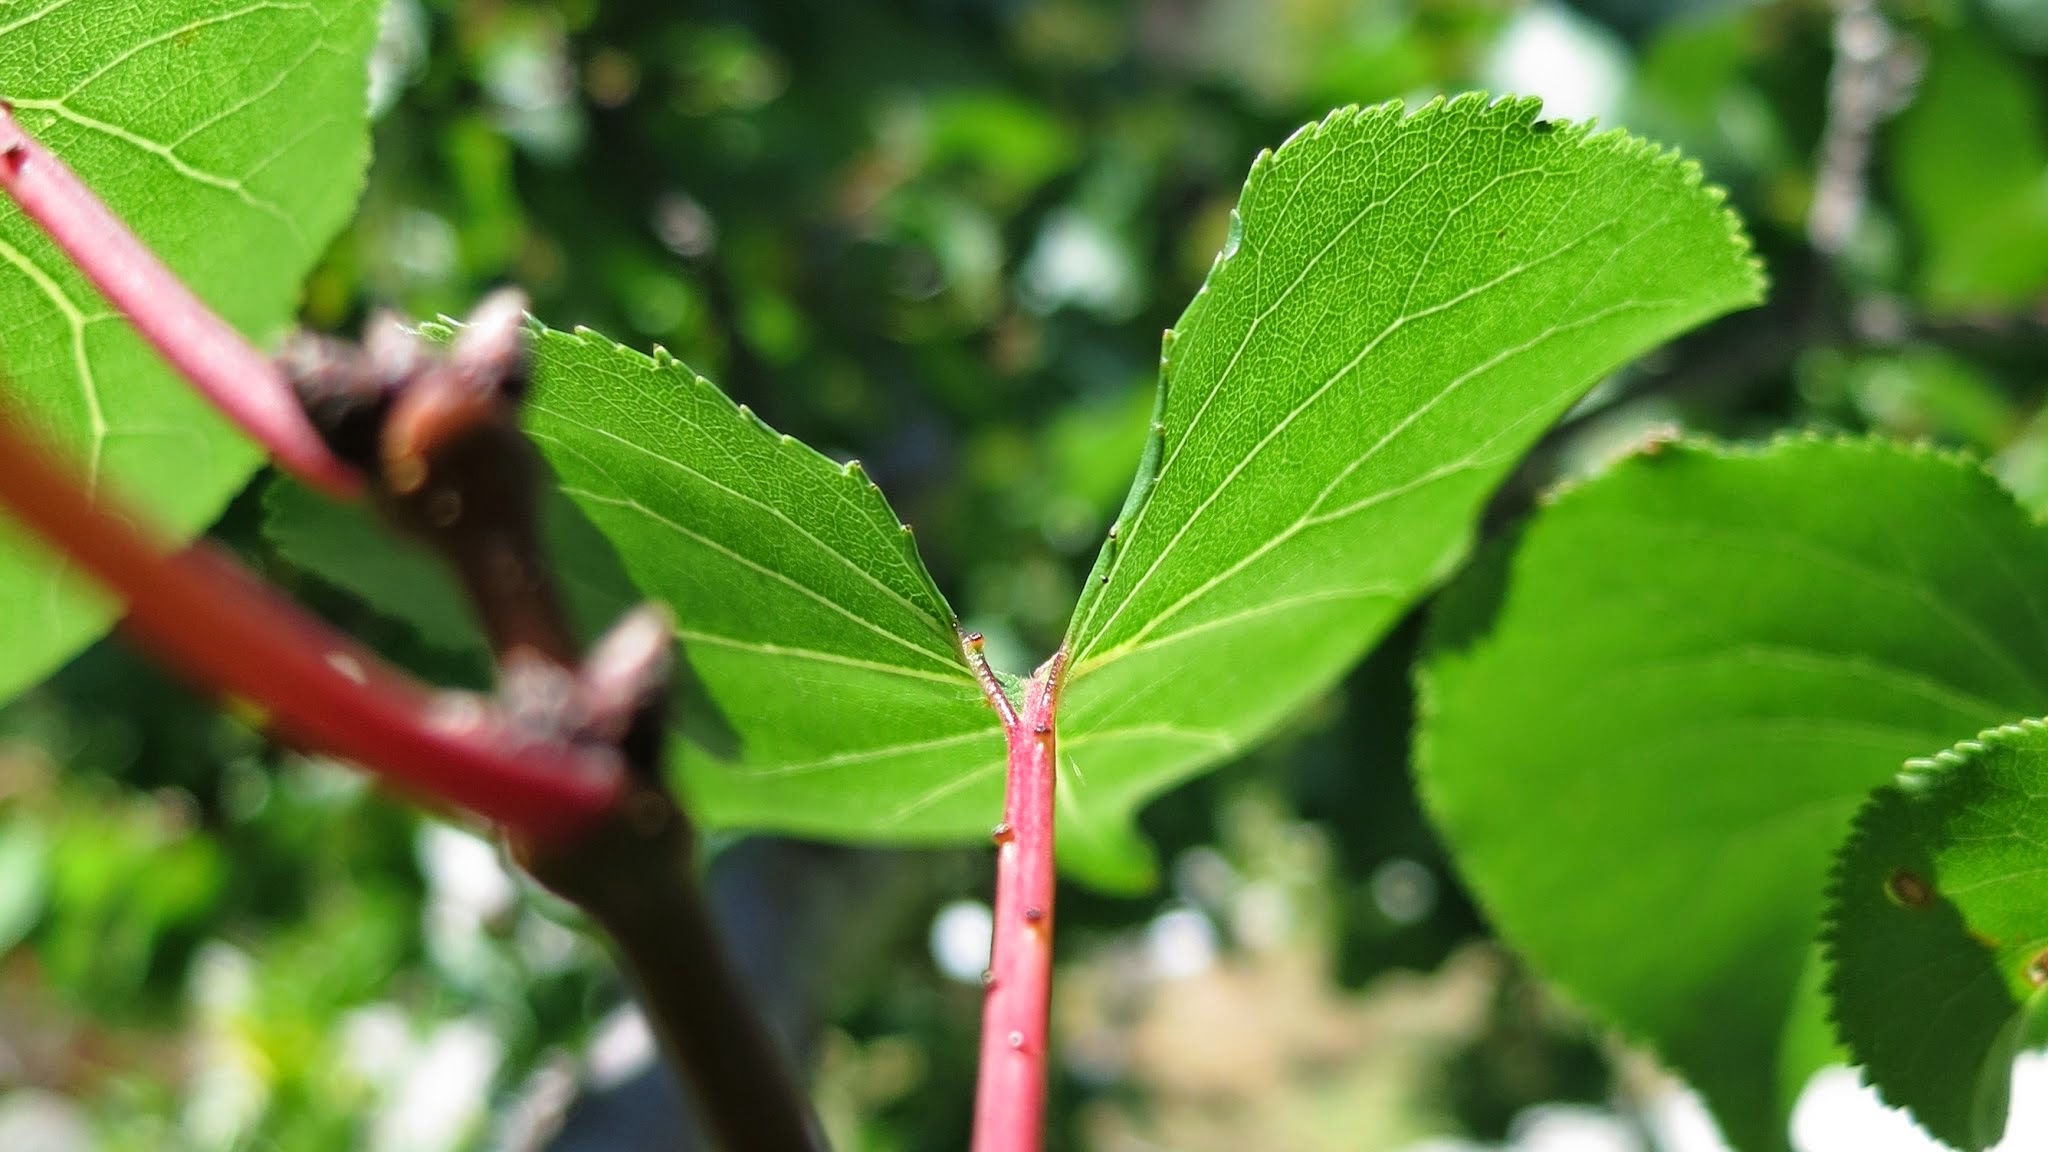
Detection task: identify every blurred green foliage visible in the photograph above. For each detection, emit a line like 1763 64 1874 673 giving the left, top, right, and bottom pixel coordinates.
9 0 2048 1148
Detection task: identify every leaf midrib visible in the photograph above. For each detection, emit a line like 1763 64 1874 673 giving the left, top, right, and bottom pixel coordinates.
554 479 963 676
1073 171 1672 665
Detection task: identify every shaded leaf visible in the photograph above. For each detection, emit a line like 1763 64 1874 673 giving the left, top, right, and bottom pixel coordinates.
1825 720 2048 1150
1889 28 2048 313
0 0 380 701
0 814 47 958
263 475 641 660
1418 438 2048 1151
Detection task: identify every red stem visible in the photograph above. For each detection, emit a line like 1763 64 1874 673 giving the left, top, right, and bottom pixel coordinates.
0 104 359 497
970 645 1065 1152
0 403 621 841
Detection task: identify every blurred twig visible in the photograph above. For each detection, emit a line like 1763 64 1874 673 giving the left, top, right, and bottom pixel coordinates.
285 297 828 1151
1808 0 1922 257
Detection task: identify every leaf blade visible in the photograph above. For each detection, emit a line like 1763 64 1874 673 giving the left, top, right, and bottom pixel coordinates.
1058 95 1764 885
522 326 1006 839
1825 721 2048 1151
1418 437 2048 1150
0 0 380 702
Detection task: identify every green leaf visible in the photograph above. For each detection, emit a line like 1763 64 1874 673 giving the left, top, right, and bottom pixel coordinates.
1056 95 1762 887
263 475 642 661
0 0 380 702
525 97 1759 880
1824 720 2048 1150
1889 27 2048 313
265 479 491 655
0 813 48 959
1832 344 2017 452
522 326 1007 842
1418 438 2048 1151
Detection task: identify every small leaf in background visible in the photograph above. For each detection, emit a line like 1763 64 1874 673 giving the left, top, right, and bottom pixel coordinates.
1992 410 2048 519
43 803 225 1008
1808 344 2019 453
1889 27 2048 314
0 814 49 958
1056 95 1763 888
1419 438 2048 1151
1825 720 2048 1151
921 92 1077 207
523 326 1005 842
0 0 381 705
264 480 492 657
265 470 742 749
263 475 641 660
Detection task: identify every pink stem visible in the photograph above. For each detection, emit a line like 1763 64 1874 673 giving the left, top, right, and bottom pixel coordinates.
0 401 621 841
0 104 359 497
969 642 1065 1152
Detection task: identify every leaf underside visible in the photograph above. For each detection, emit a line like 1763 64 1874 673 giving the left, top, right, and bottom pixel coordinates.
0 0 379 704
522 326 1006 841
1056 94 1762 886
263 475 641 666
521 95 1762 882
1825 721 2048 1151
1419 437 2048 1151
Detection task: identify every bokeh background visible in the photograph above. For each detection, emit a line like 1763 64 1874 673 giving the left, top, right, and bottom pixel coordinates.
6 0 2048 1148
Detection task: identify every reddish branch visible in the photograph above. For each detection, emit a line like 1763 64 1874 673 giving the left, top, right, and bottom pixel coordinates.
0 296 824 1147
0 403 620 840
0 104 359 497
966 637 1066 1152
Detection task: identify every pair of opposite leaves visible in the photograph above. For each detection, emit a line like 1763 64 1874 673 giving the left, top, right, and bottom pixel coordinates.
0 3 1761 888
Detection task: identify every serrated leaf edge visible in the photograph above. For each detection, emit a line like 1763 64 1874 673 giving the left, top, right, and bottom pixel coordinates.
530 320 970 664
1819 714 2048 1150
1066 89 1766 655
1413 431 2033 1152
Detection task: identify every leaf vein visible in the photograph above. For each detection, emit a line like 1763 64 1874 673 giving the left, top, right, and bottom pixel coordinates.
12 99 307 246
743 728 997 780
529 400 951 641
672 628 968 686
552 483 961 674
